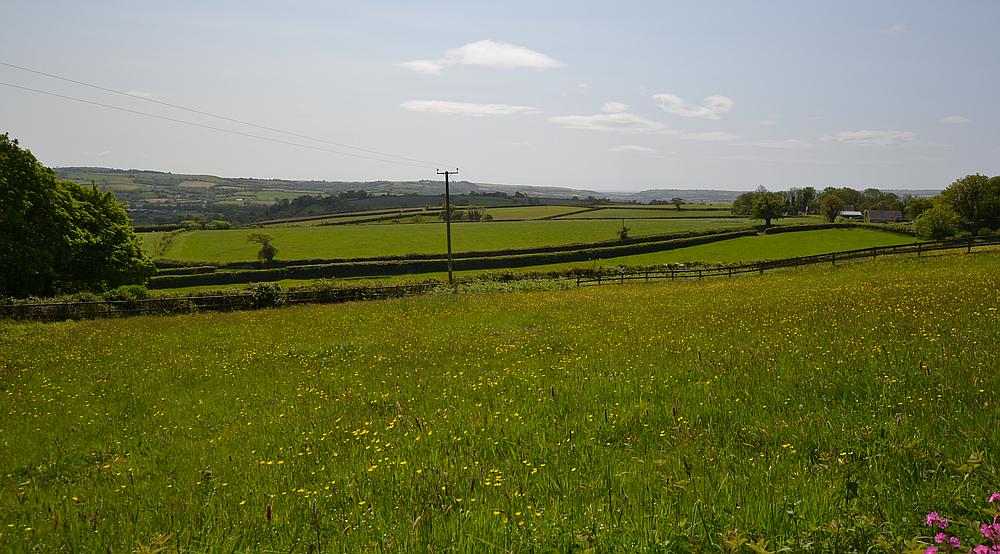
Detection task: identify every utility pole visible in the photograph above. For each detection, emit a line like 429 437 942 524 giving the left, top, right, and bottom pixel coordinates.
437 168 459 286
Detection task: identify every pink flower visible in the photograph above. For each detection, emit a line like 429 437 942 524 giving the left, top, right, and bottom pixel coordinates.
982 522 1000 542
926 512 950 529
923 547 937 554
947 535 960 548
973 546 989 554
935 532 947 543
989 493 1000 504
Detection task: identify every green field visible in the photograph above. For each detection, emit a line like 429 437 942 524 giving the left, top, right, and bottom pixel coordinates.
567 228 917 268
152 219 783 262
140 231 164 255
558 208 737 219
2 253 996 551
483 205 591 220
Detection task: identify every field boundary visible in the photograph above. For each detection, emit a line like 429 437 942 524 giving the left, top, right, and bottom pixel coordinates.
575 235 999 286
3 235 997 323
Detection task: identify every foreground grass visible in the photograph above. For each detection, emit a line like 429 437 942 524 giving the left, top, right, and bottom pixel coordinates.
2 253 998 552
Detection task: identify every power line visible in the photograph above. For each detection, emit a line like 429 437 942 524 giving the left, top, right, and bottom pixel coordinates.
0 80 436 170
0 61 454 169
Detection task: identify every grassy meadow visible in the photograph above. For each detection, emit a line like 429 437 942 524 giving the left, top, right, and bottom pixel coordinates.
152 218 789 263
2 252 998 552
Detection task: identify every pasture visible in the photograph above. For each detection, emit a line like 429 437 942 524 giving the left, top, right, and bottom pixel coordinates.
151 218 794 263
1 252 997 552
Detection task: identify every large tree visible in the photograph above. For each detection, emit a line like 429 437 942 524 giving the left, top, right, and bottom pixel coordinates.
0 133 153 297
820 194 846 222
750 191 786 227
939 174 1000 232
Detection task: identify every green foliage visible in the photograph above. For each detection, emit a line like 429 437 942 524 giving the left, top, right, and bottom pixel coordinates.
913 205 961 240
205 220 232 230
904 197 934 221
0 133 154 297
247 232 278 262
939 174 1000 232
750 191 786 226
243 282 283 308
670 196 684 210
821 194 846 222
102 284 150 303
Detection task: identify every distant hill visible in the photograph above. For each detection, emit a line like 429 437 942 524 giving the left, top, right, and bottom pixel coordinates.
54 166 940 225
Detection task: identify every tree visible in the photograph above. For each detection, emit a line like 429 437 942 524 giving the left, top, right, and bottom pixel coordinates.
750 192 785 227
913 205 960 240
731 191 755 216
247 232 278 262
820 194 846 222
465 208 484 222
904 197 934 221
1 133 153 297
938 174 1000 232
670 197 685 210
618 220 631 241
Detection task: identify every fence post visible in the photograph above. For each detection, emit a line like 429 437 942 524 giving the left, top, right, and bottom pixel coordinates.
698 269 703 280
968 237 972 253
576 275 580 287
645 271 649 283
620 273 624 284
917 243 922 258
831 252 836 266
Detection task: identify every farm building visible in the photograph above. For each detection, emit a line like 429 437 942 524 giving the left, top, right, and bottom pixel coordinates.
866 210 903 223
839 210 864 221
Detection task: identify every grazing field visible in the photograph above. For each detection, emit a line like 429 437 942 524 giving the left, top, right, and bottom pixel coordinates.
151 218 771 262
558 208 737 219
483 205 590 220
1 253 997 552
551 228 918 269
140 231 164 255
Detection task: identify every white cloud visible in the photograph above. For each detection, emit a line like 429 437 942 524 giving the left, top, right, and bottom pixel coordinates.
653 93 734 120
758 119 777 127
397 60 443 75
941 115 971 124
609 144 657 153
400 100 540 117
548 111 668 133
400 40 562 75
830 130 919 147
882 23 908 34
681 131 741 142
126 89 155 99
601 102 630 114
734 139 813 149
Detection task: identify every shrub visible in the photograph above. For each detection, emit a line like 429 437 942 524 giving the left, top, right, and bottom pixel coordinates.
244 283 283 308
103 284 150 303
914 206 961 240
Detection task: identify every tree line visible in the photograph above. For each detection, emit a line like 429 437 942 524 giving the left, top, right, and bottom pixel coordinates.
1 133 153 298
730 176 1000 239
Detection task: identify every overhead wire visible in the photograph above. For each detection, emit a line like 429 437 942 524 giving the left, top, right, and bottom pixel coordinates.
0 80 438 170
0 61 455 169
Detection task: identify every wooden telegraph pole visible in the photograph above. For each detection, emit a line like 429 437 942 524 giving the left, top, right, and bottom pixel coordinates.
436 168 459 286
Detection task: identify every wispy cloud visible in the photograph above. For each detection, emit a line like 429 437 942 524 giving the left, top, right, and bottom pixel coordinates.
653 93 734 120
400 100 540 117
881 23 908 34
400 40 563 75
941 115 971 124
828 130 919 147
734 139 813 149
681 131 740 142
609 144 657 153
601 102 630 114
758 119 777 127
548 111 668 133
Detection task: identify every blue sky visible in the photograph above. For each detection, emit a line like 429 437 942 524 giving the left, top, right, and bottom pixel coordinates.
1 1 997 191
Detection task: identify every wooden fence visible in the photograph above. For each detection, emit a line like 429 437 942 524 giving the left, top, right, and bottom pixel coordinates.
3 235 998 323
575 235 1000 286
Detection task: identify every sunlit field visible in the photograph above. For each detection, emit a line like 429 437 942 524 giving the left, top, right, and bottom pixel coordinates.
2 252 997 552
150 218 788 262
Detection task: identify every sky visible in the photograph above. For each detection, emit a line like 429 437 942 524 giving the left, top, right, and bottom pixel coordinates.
1 1 998 192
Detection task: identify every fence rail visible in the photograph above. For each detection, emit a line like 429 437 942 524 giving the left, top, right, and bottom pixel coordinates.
3 236 998 323
575 235 1000 286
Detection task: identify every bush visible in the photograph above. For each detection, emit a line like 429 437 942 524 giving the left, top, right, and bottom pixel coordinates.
913 205 961 240
244 283 283 308
103 284 150 303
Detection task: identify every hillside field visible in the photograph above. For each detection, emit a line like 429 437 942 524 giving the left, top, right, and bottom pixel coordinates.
153 218 818 263
1 253 997 551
